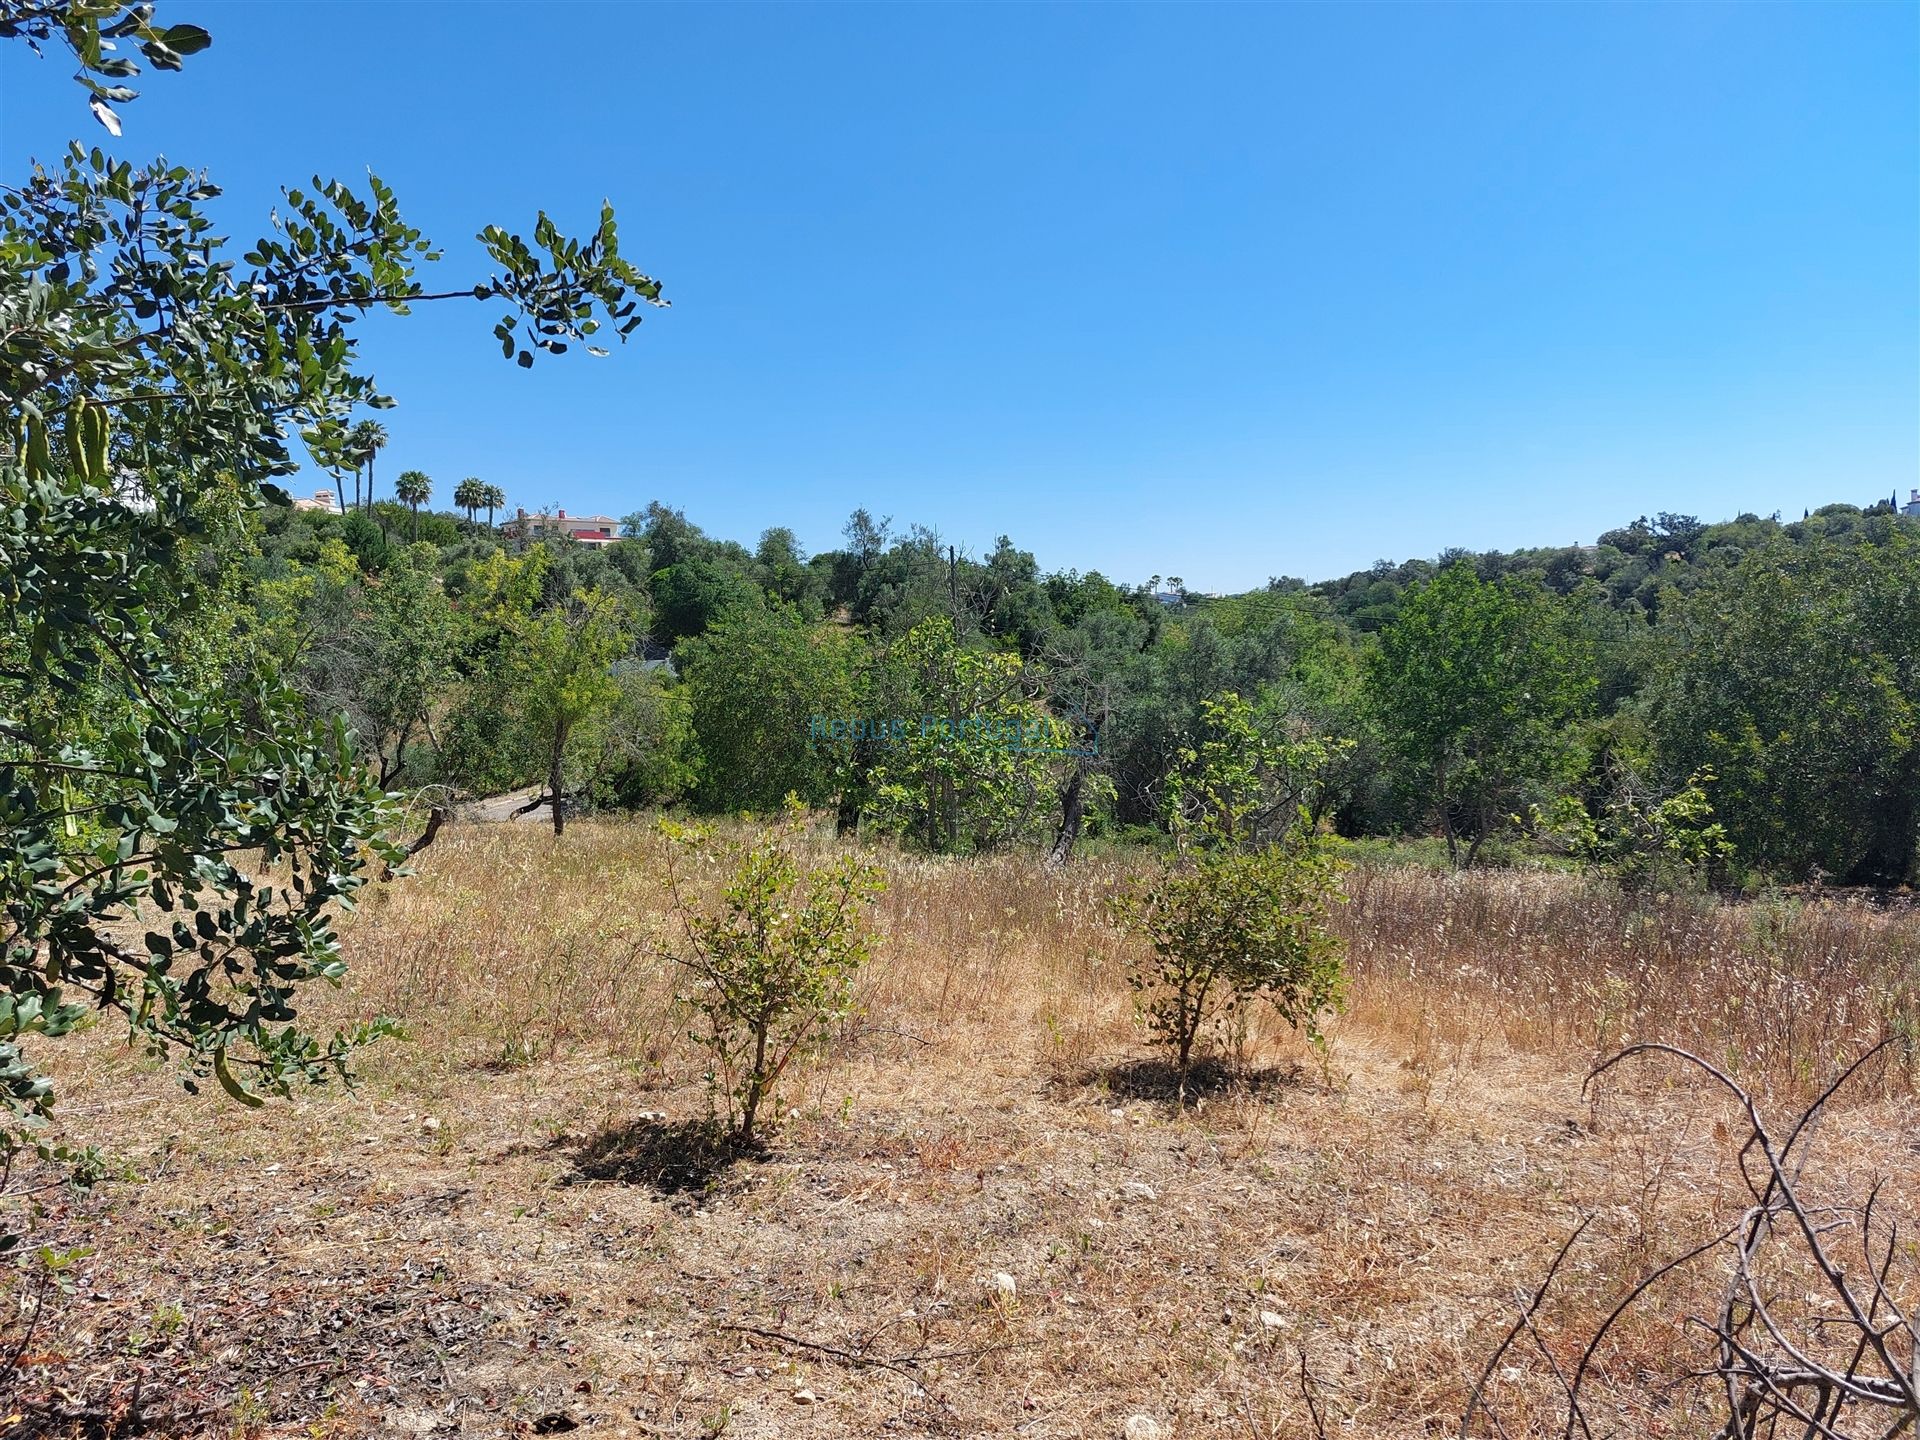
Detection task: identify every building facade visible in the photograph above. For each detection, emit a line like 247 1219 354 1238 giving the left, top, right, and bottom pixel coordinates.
291 488 345 515
501 507 620 548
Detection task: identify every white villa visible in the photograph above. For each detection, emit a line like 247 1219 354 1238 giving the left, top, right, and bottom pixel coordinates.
291 487 345 515
501 507 620 548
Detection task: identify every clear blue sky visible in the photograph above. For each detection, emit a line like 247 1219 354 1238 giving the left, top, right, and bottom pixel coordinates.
3 2 1915 590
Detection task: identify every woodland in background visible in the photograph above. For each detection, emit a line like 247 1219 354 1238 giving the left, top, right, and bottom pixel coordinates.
242 491 1920 887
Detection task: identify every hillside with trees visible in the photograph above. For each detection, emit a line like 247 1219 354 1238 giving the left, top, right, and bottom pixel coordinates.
241 490 1920 887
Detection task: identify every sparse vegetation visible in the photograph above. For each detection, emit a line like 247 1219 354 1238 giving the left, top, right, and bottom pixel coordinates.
1 820 1912 1435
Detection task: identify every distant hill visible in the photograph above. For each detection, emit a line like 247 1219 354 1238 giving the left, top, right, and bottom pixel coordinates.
1262 500 1919 633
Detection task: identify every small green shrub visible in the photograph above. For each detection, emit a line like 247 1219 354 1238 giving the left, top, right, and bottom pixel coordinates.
1531 767 1734 892
1110 837 1347 1101
659 806 885 1145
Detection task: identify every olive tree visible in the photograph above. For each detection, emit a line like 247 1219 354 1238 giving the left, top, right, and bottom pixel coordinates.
507 587 634 835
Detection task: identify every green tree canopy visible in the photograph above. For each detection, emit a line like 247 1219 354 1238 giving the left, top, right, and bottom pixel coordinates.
678 603 855 814
862 616 1055 853
1366 564 1595 865
1646 534 1920 885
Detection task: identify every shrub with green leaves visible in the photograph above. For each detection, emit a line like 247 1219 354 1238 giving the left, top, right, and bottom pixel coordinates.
1109 838 1346 1101
1532 766 1735 892
659 808 885 1145
1162 690 1351 852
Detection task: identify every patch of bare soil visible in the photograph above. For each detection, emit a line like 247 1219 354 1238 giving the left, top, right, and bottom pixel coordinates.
7 1031 1838 1440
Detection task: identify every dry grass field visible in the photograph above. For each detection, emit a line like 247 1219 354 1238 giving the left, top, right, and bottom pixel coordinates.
6 819 1918 1438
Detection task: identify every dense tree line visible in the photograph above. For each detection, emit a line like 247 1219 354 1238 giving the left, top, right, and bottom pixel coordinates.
239 489 1920 886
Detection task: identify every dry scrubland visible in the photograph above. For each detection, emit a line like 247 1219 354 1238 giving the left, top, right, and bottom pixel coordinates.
10 821 1920 1438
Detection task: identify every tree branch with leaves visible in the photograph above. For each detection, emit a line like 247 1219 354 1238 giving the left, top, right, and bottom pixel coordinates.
0 1 667 1177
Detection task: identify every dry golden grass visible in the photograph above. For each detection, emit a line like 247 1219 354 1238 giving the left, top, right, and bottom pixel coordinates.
8 819 1917 1438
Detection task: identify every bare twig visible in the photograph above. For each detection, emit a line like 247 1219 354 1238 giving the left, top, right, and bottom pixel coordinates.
1467 1041 1917 1440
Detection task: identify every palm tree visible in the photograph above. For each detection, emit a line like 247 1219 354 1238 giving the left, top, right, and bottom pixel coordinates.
482 483 505 530
394 469 431 540
348 419 388 513
453 476 485 525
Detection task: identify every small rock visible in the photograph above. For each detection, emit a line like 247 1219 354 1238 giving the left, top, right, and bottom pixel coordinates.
1260 1310 1286 1329
990 1271 1017 1297
1123 1416 1163 1440
1121 1180 1158 1203
791 1387 818 1405
421 1116 442 1133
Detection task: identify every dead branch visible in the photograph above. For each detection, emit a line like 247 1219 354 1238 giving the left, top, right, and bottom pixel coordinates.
1463 1039 1917 1440
714 1320 1032 1387
1299 1347 1333 1440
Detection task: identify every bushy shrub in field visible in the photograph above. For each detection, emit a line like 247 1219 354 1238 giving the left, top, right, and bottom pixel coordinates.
1110 837 1346 1101
1532 767 1734 892
659 807 885 1144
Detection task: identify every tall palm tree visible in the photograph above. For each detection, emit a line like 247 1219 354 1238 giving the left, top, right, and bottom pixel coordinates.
348 419 388 514
394 469 431 540
453 476 485 525
482 483 506 530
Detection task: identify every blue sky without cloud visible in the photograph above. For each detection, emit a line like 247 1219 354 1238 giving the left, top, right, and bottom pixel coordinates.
2 1 1914 590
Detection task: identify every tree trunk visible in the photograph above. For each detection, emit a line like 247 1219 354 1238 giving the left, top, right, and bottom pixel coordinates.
1435 754 1459 867
548 731 566 836
738 1023 770 1145
1047 763 1088 867
377 714 412 788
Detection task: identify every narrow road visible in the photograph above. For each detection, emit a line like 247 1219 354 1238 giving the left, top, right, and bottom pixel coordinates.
462 786 549 823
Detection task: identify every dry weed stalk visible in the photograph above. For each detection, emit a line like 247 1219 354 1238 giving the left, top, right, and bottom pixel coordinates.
1339 868 1920 1103
1465 1039 1918 1440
